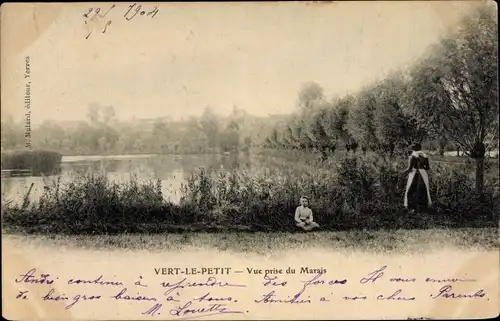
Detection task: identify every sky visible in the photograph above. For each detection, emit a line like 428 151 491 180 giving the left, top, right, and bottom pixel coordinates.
1 1 477 125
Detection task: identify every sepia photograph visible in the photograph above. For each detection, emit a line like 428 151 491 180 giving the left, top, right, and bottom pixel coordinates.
1 1 499 320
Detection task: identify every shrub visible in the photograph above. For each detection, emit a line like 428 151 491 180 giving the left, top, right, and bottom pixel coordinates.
1 150 62 175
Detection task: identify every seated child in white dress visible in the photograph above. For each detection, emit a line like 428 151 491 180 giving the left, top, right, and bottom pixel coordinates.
294 196 320 231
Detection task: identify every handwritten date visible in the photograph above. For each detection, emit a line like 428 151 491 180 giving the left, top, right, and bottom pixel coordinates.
83 3 160 39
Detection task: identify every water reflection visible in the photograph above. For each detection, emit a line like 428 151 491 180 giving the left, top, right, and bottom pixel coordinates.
1 153 251 206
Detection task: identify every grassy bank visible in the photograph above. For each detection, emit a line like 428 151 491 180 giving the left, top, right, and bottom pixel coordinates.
2 153 498 235
3 228 498 253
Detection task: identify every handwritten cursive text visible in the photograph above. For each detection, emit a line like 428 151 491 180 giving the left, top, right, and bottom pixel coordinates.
15 269 56 285
430 285 486 299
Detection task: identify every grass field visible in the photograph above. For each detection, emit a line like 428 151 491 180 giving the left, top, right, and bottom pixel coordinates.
3 227 498 254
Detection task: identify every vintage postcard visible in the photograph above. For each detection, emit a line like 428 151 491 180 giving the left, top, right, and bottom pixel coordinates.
1 1 499 320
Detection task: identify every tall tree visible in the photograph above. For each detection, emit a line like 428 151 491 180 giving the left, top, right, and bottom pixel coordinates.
408 4 498 195
331 95 356 151
405 52 454 156
298 81 324 111
220 120 240 152
372 72 423 156
0 114 25 150
310 107 330 157
200 106 220 149
347 88 380 153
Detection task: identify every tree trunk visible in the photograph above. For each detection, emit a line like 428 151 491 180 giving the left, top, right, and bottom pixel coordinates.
475 157 484 197
470 142 486 198
389 144 394 158
438 138 446 157
456 147 460 157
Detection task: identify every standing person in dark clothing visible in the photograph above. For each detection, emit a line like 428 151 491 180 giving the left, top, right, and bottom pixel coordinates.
402 143 432 213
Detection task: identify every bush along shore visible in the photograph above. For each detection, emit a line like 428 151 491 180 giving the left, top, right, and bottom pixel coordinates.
2 155 499 235
1 150 62 176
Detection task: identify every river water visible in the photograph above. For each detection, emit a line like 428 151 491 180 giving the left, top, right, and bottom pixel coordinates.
1 153 253 206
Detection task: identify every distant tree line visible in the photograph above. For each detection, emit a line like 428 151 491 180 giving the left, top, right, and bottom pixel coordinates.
1 104 276 156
